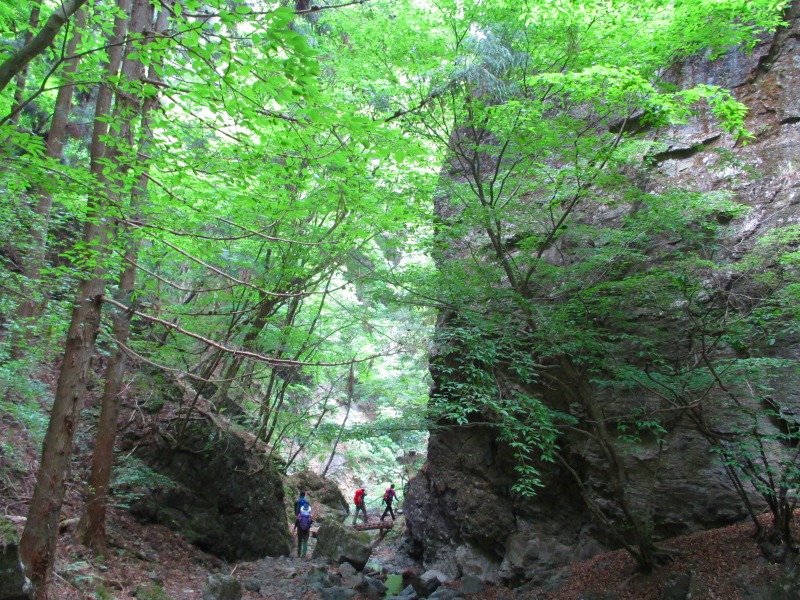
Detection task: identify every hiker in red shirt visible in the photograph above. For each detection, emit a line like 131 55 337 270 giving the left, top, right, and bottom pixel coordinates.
352 487 368 525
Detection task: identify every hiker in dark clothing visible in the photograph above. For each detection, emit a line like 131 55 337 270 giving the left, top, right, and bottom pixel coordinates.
380 483 398 521
294 505 313 558
294 490 310 516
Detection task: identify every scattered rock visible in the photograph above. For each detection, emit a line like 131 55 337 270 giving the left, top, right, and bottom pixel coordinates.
201 573 241 600
338 561 365 587
401 570 426 596
459 574 484 595
321 587 356 600
392 584 419 598
241 577 260 592
428 588 465 600
288 471 350 517
662 570 693 600
419 568 448 594
302 565 333 593
356 576 388 598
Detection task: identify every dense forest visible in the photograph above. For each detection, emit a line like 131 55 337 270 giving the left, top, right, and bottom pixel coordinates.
1 0 799 598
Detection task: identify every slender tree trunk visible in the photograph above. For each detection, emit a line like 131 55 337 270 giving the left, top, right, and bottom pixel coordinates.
17 277 104 598
9 4 41 126
321 364 355 477
557 356 659 572
279 386 336 466
13 7 86 349
17 0 150 594
0 0 89 93
211 293 280 414
78 261 136 554
79 4 166 551
262 377 297 445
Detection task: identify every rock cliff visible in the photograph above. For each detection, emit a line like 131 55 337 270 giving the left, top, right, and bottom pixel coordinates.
405 2 800 586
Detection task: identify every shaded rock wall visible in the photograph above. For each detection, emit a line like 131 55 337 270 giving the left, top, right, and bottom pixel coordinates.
406 3 800 585
405 425 592 584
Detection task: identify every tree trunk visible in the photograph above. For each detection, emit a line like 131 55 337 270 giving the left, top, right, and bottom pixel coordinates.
9 4 41 126
17 0 150 595
13 7 86 345
80 4 166 552
78 190 140 555
17 262 106 599
569 358 660 571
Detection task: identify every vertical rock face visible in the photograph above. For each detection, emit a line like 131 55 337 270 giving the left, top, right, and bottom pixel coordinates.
405 425 591 584
406 5 800 585
653 7 800 230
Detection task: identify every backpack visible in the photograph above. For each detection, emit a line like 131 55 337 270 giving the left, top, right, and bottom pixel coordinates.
354 489 364 506
298 512 312 532
383 489 392 503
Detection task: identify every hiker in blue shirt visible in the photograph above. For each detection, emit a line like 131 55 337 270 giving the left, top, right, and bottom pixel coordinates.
294 490 310 516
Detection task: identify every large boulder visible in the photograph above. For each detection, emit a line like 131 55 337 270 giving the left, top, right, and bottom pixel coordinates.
287 471 349 517
122 416 290 561
313 520 372 570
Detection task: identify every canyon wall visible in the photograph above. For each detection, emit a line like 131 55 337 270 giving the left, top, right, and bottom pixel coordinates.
405 3 800 587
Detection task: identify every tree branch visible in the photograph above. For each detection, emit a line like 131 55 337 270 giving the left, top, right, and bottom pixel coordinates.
102 295 397 368
0 0 90 94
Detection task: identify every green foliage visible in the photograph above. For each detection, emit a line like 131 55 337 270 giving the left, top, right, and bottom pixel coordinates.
132 583 172 600
109 454 177 508
0 375 49 442
0 0 794 573
62 559 104 590
428 311 574 494
0 516 18 546
94 585 114 600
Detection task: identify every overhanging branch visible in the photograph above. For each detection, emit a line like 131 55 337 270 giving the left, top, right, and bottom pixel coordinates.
102 295 397 368
0 0 90 93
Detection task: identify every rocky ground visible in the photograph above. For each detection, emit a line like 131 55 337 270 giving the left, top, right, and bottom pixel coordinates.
3 498 798 599
3 407 799 599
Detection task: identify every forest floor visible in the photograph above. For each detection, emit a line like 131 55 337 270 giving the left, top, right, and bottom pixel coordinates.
2 412 797 599
2 490 797 599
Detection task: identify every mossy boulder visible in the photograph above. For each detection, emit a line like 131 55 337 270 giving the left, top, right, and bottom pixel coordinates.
0 517 26 600
313 520 372 571
124 418 291 561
